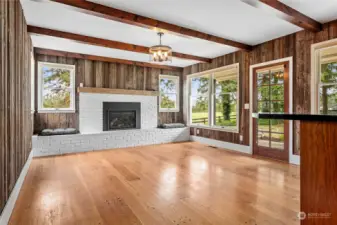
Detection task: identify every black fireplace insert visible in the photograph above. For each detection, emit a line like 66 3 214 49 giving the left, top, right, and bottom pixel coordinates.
103 102 141 131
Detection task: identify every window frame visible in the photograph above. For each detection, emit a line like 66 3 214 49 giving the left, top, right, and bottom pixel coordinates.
31 51 35 114
37 62 76 113
189 74 211 126
159 74 180 112
187 63 240 133
311 38 337 114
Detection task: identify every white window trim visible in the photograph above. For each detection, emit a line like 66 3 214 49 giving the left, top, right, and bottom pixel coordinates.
159 74 180 112
249 57 297 164
31 51 35 114
186 63 240 133
311 38 337 114
37 62 76 113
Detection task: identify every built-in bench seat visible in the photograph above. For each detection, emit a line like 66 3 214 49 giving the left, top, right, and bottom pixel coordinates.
32 127 190 157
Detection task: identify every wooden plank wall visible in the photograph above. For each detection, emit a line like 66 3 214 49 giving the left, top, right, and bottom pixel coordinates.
34 53 184 133
183 51 249 145
0 0 32 213
184 20 337 153
249 20 337 154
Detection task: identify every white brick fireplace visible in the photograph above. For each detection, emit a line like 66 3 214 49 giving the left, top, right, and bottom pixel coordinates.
32 91 190 157
79 92 158 134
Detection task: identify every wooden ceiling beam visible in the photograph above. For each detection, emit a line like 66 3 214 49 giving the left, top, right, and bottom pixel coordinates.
34 48 183 71
28 26 211 63
259 0 322 32
50 0 252 51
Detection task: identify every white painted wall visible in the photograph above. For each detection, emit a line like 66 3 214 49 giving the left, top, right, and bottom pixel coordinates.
190 136 250 154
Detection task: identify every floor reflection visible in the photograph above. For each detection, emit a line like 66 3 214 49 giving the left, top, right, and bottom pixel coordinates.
10 143 300 225
158 166 177 200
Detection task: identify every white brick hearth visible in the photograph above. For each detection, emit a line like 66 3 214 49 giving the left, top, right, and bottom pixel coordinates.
79 92 158 133
33 128 190 157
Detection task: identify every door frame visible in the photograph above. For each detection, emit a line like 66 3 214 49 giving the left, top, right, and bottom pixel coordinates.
249 57 299 165
252 61 289 162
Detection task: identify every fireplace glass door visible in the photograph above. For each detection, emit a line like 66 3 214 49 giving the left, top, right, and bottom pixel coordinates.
108 111 136 130
103 102 141 131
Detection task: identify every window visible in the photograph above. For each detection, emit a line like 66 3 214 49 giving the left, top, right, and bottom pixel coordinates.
190 75 210 125
188 64 239 132
214 68 238 128
38 62 75 113
312 43 337 115
319 46 337 115
159 75 180 112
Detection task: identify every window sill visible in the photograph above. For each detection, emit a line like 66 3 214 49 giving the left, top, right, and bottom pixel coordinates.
38 110 75 114
188 124 239 133
159 109 180 113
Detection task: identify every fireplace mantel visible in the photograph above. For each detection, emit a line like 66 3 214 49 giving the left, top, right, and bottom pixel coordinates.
78 87 159 96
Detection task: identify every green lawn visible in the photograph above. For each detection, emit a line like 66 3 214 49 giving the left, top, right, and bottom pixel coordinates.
192 112 236 126
191 112 224 119
191 112 284 140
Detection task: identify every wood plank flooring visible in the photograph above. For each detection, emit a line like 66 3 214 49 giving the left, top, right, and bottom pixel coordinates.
9 142 300 225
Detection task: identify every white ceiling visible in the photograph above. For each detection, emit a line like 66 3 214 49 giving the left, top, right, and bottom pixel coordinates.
279 0 337 23
89 0 302 45
21 0 337 68
21 0 238 67
31 34 199 67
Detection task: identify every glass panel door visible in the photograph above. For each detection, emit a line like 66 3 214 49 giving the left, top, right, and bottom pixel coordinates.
253 63 289 162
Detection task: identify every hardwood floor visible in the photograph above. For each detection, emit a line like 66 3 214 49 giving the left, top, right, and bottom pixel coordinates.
9 142 300 225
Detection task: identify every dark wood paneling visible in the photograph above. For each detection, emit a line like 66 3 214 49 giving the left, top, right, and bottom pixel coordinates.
183 51 248 145
292 21 337 154
249 33 296 153
184 20 337 151
34 54 184 133
300 121 337 225
251 20 337 155
0 0 32 213
34 48 183 71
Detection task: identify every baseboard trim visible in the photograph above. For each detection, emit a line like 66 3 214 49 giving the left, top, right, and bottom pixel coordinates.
290 155 300 165
0 150 33 225
190 136 251 154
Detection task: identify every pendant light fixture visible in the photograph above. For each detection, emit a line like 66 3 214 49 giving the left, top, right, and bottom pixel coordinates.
149 32 172 63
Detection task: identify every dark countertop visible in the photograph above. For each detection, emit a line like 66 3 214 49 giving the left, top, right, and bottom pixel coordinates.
252 113 337 122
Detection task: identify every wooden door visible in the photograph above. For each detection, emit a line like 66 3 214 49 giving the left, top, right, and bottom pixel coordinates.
253 62 289 162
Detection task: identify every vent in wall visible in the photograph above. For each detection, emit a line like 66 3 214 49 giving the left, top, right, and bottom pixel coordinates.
208 146 218 149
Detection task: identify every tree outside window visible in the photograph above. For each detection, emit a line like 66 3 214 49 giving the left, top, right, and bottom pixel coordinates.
214 79 237 127
159 75 179 112
188 64 239 131
320 62 337 115
190 76 209 125
38 62 75 112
